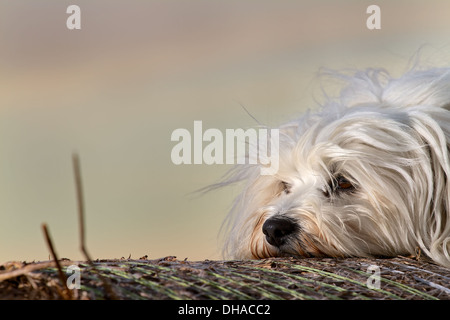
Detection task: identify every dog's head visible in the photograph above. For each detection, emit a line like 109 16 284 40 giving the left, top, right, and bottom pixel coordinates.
222 68 450 267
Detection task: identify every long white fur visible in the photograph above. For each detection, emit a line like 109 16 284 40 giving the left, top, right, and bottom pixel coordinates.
220 67 450 267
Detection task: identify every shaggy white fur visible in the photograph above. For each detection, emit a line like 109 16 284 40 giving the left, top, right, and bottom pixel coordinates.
220 67 450 268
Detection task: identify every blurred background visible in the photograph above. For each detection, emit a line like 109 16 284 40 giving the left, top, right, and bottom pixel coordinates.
1 0 450 263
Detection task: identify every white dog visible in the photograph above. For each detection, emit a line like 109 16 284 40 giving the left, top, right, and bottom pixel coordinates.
220 67 450 268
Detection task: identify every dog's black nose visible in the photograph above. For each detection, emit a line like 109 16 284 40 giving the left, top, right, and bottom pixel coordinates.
262 216 297 247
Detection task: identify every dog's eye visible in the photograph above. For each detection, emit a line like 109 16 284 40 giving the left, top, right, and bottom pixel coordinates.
324 175 355 197
337 176 353 190
281 181 291 194
333 175 355 193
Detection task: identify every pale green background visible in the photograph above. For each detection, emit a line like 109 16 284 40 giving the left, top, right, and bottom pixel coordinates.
1 0 450 263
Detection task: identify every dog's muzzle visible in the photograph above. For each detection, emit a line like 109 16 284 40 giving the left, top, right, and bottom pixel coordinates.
262 216 298 247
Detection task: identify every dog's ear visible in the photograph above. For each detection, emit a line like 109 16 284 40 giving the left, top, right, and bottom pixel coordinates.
410 109 450 267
